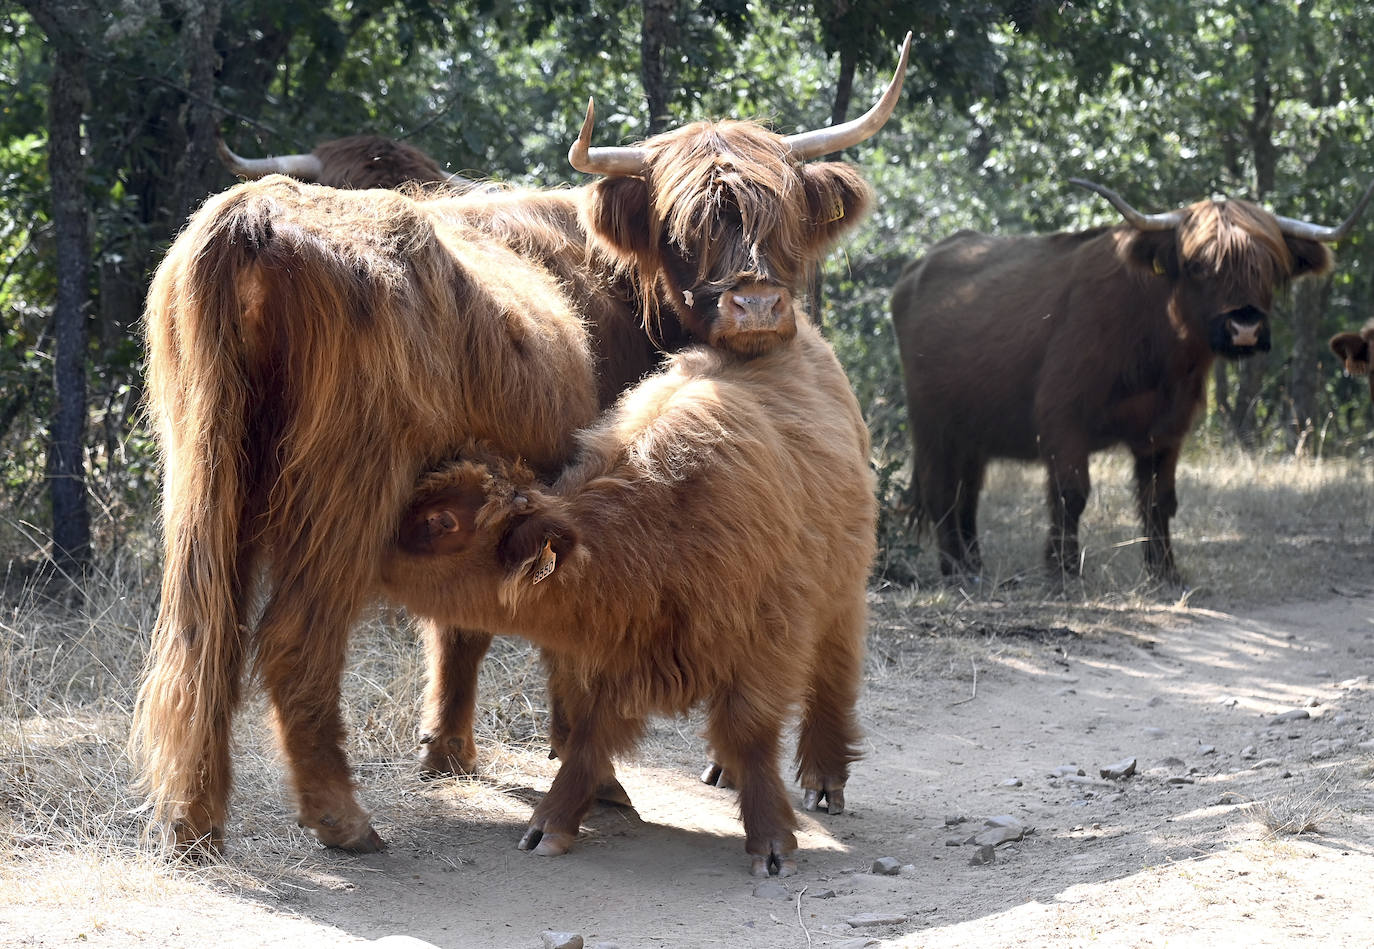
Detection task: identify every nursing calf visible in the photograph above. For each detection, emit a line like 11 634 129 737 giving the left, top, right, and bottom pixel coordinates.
381 322 877 876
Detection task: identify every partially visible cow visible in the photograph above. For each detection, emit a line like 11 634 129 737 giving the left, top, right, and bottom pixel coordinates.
218 133 475 191
132 37 909 856
1330 318 1374 401
892 177 1373 583
381 319 877 877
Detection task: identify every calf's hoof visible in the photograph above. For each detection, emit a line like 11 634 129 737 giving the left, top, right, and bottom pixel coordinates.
700 761 736 789
801 785 846 815
170 817 225 859
306 811 386 853
594 777 634 809
749 840 798 878
418 733 478 778
518 823 576 856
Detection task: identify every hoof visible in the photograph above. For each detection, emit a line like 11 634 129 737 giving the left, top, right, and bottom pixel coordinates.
418 734 478 778
801 786 845 815
171 818 225 859
700 761 735 789
749 841 797 877
519 824 575 856
308 812 386 853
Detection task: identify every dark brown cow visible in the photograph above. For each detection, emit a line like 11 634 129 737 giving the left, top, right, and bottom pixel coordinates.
892 177 1373 583
1330 318 1374 401
381 320 876 876
132 39 908 856
217 133 474 190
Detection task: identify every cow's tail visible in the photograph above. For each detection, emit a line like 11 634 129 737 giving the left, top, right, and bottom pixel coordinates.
129 185 276 834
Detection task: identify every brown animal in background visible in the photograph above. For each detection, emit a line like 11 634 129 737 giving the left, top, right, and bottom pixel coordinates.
133 41 907 856
892 177 1373 583
1330 318 1374 401
218 133 475 190
382 321 877 877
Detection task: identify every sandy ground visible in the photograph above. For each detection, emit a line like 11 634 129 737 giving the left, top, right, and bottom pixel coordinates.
4 586 1373 948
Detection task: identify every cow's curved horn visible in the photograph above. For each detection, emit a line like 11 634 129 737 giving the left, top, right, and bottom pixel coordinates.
217 137 324 182
784 32 912 160
1272 179 1374 243
568 99 650 177
1069 178 1186 231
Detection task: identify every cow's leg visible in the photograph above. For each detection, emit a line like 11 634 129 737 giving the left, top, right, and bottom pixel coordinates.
520 668 643 857
1132 443 1182 584
924 441 975 577
1043 444 1091 577
954 454 987 575
546 665 634 809
417 623 492 776
796 598 865 817
706 682 797 877
256 577 383 853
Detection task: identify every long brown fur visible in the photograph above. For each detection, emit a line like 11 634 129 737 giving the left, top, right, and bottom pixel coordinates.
892 196 1333 583
1329 317 1374 401
137 112 880 853
380 320 877 876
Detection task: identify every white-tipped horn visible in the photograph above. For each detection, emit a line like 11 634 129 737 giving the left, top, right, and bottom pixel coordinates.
217 137 324 182
1069 177 1186 231
1273 179 1374 243
567 98 650 177
783 31 912 160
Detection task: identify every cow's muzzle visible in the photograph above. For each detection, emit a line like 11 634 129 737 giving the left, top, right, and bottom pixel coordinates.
1209 306 1271 359
710 282 797 357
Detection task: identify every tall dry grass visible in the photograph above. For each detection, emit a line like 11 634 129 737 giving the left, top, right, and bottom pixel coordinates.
1 445 1370 905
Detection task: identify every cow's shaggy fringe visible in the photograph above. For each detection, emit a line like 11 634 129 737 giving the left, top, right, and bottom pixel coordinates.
130 176 599 852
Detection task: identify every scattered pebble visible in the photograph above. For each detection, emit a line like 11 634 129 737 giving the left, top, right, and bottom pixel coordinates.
1305 696 1322 708
1049 765 1086 778
1241 745 1258 759
846 913 910 928
811 888 838 899
871 856 902 876
541 933 584 949
1197 744 1217 756
1218 696 1240 707
968 845 996 866
1310 738 1347 758
945 837 963 847
1142 727 1167 739
1271 709 1310 724
944 815 966 826
1147 696 1164 707
1341 676 1369 689
1166 776 1195 785
1100 757 1137 780
752 881 790 900
1000 777 1023 788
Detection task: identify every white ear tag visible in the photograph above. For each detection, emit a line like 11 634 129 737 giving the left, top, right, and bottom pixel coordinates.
683 289 694 307
531 540 557 584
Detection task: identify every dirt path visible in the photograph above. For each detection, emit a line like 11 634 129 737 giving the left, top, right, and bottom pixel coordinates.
5 590 1373 948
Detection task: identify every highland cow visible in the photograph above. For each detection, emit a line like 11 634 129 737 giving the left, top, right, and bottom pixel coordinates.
1330 318 1374 401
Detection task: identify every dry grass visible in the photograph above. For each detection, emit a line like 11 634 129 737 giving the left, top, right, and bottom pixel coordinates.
1 445 1371 905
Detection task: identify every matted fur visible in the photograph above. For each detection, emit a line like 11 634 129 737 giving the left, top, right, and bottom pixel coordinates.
1329 317 1374 401
892 195 1333 582
132 175 600 851
381 320 877 875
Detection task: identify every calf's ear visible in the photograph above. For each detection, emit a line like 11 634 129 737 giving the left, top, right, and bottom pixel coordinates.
499 513 579 582
397 486 485 556
1330 331 1372 374
801 164 872 251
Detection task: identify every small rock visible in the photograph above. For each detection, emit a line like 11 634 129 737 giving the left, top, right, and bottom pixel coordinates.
846 913 910 928
1218 696 1240 707
871 856 902 876
1340 676 1369 689
968 845 996 866
1305 696 1322 708
1310 738 1347 759
999 777 1023 788
943 815 966 826
1166 776 1194 785
945 838 963 847
541 933 584 949
1271 709 1310 724
1241 745 1258 759
811 888 838 899
1100 757 1137 780
1147 696 1164 707
1049 765 1086 778
984 815 1023 828
966 824 1027 847
1197 744 1217 756
752 881 790 900
1142 727 1167 739
1331 714 1349 727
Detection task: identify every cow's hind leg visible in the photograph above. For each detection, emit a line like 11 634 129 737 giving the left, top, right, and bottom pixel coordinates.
1132 443 1182 584
954 454 987 576
706 682 797 877
796 598 865 816
418 623 493 776
256 576 382 852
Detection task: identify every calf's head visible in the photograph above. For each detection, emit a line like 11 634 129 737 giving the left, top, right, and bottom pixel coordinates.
1330 318 1374 401
572 35 910 357
1073 177 1374 360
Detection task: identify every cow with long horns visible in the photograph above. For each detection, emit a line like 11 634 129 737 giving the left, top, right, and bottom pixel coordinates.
132 37 909 856
892 177 1373 582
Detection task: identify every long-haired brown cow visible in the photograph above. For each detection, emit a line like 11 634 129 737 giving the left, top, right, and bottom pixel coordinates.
1330 318 1374 401
892 177 1373 583
382 320 877 877
218 133 473 190
133 38 909 856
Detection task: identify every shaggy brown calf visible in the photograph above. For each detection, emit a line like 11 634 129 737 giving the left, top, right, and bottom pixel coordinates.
133 43 907 856
380 321 877 876
1330 318 1374 401
893 177 1372 582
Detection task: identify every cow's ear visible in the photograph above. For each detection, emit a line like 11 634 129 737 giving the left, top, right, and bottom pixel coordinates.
398 486 484 556
1330 331 1372 374
499 512 579 582
1285 237 1333 279
801 163 872 249
1122 230 1179 278
588 176 655 266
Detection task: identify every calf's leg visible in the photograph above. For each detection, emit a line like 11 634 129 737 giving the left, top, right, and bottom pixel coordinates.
796 600 865 816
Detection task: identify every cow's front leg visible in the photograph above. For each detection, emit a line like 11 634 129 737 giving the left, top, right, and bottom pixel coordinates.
418 623 492 776
1042 442 1091 578
1133 444 1182 584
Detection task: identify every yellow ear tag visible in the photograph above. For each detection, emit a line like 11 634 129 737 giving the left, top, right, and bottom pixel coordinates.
531 540 557 584
1153 256 1166 276
823 192 846 224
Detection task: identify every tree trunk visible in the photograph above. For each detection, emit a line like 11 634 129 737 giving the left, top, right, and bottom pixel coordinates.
172 0 225 225
1285 274 1333 454
641 0 675 136
47 42 93 574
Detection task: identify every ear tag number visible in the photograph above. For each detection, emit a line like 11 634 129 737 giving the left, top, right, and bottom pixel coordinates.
532 540 557 584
